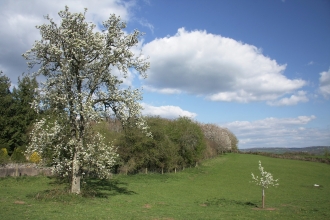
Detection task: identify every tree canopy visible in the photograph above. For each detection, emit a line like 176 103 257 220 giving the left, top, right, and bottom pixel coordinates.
23 6 150 194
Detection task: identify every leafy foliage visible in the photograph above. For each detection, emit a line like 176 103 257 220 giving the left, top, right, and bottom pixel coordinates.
170 117 205 167
91 116 238 175
116 116 211 174
10 147 27 163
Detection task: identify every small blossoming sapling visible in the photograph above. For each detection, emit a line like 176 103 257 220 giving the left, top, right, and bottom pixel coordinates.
251 161 279 208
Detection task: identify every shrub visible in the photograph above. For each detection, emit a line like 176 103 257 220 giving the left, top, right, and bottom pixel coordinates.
0 148 8 156
0 148 9 164
30 152 42 164
11 147 27 163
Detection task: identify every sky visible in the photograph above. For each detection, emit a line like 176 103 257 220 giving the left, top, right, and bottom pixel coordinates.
0 0 329 149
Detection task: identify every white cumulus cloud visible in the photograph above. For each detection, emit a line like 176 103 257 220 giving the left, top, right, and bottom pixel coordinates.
319 68 330 99
267 90 309 106
141 103 197 119
142 28 306 104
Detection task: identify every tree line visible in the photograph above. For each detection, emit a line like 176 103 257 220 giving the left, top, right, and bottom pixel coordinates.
0 71 238 172
97 116 238 175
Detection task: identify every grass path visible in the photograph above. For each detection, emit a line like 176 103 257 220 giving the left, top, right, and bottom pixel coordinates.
1 153 329 219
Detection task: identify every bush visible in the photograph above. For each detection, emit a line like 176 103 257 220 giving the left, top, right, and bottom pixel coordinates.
29 152 41 164
11 147 27 163
0 148 10 164
0 148 8 156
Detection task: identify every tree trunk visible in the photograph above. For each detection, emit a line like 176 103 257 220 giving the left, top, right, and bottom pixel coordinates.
262 188 265 208
71 152 81 194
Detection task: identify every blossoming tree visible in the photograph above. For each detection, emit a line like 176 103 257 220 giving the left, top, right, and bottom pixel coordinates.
251 161 279 208
23 6 150 194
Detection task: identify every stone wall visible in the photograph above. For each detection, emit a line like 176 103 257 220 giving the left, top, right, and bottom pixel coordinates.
0 163 52 177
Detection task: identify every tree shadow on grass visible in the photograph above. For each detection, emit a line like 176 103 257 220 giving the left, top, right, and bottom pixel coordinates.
82 178 137 198
27 176 136 200
200 198 258 208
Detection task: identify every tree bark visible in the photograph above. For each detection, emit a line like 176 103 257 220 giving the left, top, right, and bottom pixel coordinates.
71 152 81 194
262 188 265 208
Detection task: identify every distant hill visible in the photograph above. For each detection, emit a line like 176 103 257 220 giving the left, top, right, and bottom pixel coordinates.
240 146 330 155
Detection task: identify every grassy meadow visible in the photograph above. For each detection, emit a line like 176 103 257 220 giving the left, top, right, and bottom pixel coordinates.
1 153 329 219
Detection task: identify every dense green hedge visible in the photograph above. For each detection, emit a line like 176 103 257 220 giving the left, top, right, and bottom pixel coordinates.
116 116 205 174
94 116 237 174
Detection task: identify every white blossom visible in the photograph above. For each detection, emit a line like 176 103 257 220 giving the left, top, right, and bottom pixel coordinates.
251 161 279 188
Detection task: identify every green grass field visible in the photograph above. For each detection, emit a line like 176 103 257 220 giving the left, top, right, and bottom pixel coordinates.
1 153 329 219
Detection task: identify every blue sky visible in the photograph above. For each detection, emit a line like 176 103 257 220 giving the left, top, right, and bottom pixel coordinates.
0 0 329 149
